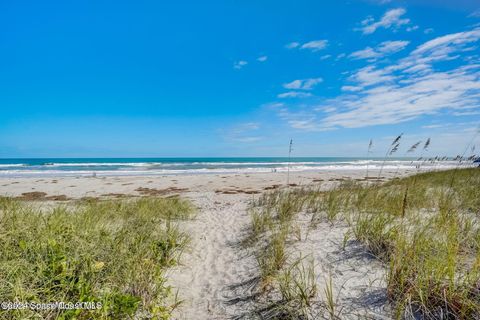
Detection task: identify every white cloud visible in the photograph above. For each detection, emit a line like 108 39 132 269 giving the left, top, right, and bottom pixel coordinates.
233 60 248 69
341 85 362 92
322 106 337 113
300 40 328 51
289 119 317 130
406 25 419 32
422 124 443 129
234 136 262 143
350 65 395 86
321 70 480 128
452 111 480 116
283 78 323 90
286 40 328 52
357 8 411 34
278 91 313 98
275 27 480 131
350 40 409 60
320 54 331 60
403 63 431 74
257 56 268 62
424 28 434 34
350 47 378 60
379 40 410 53
286 42 300 49
412 28 480 56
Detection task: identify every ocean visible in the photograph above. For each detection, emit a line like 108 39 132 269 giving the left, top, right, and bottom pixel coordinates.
0 157 464 178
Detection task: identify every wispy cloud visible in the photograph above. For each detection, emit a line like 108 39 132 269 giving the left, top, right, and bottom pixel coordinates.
349 40 409 60
286 40 328 52
421 124 443 129
406 25 419 32
452 111 480 116
233 60 248 69
274 27 480 130
262 102 285 109
322 69 480 128
274 105 318 130
469 10 480 18
234 136 262 142
226 122 262 143
278 78 322 99
341 85 362 92
278 91 313 98
257 55 268 62
283 78 323 90
349 65 394 86
411 28 480 57
357 8 411 34
300 40 328 51
285 42 300 49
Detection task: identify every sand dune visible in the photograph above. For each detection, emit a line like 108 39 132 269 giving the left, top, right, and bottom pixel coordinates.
0 169 414 318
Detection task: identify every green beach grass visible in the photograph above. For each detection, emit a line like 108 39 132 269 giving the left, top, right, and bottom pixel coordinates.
0 197 194 319
248 188 318 318
248 168 480 319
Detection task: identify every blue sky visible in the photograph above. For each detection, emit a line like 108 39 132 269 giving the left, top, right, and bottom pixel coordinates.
1 0 479 158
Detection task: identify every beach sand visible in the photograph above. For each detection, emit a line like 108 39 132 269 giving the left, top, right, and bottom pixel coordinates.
0 169 414 200
0 169 416 319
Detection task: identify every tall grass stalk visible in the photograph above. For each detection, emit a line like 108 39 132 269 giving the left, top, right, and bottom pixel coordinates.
278 257 317 317
287 139 293 186
378 133 403 178
324 274 342 320
366 139 373 178
392 140 421 179
449 126 480 188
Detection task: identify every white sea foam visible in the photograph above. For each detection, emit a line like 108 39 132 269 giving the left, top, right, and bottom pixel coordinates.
0 160 469 178
0 164 27 168
41 162 158 167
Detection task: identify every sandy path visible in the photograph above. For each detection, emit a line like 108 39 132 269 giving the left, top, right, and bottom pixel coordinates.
170 193 391 320
169 192 257 319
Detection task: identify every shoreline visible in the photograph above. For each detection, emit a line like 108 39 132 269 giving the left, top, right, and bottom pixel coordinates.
0 158 467 179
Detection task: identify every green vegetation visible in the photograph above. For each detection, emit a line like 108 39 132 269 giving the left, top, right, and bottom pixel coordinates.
250 168 480 319
248 189 318 319
278 257 317 317
323 274 341 320
0 197 194 319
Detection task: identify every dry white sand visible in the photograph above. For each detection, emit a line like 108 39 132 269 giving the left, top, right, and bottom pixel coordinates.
0 169 414 319
0 169 412 199
168 192 257 319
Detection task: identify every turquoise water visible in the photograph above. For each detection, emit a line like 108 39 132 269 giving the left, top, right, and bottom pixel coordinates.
0 157 458 177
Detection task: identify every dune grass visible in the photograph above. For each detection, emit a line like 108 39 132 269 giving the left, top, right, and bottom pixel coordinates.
247 190 319 319
276 256 317 318
249 168 480 319
0 196 194 320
